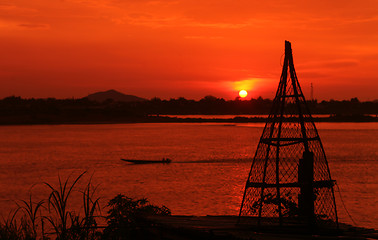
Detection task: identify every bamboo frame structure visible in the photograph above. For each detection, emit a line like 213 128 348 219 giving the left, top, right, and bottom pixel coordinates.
239 41 338 229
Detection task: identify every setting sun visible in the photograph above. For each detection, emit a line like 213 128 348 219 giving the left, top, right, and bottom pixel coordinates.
239 90 248 98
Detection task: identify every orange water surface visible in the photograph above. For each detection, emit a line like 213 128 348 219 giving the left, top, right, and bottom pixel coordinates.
0 123 377 228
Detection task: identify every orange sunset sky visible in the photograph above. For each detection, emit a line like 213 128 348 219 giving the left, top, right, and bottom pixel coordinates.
1 0 378 100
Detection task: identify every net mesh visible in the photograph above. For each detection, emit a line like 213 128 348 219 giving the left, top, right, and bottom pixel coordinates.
239 42 337 228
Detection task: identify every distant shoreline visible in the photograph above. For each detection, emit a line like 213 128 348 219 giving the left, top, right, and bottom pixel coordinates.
0 115 377 126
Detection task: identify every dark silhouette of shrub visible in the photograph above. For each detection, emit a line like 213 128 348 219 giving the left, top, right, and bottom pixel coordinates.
102 194 170 239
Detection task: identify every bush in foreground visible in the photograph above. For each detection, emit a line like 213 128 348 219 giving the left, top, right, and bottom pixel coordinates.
0 173 171 240
102 195 171 239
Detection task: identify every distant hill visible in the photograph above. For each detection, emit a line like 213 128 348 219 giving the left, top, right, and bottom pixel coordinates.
86 89 147 102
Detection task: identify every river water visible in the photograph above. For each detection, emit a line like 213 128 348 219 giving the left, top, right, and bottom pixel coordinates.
0 122 377 229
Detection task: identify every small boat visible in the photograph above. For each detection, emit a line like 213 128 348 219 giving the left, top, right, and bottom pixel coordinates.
121 158 172 164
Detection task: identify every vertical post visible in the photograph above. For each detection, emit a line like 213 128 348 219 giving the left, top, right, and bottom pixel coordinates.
298 151 315 225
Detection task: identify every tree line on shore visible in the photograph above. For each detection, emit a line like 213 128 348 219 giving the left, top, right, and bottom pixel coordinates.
0 96 377 124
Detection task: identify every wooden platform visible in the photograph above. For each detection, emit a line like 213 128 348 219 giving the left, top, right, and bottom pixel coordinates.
145 215 378 240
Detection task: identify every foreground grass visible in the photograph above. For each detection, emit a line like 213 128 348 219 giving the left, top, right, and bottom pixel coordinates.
0 173 170 240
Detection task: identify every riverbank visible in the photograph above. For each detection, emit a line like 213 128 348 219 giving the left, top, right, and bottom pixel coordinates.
0 114 377 125
146 215 378 240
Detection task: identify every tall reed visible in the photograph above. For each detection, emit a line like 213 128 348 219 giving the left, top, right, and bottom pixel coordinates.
44 172 86 239
1 172 168 240
17 194 44 239
81 178 101 239
0 209 27 240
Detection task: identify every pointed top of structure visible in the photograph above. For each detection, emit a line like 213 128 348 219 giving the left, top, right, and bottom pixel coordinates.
285 40 292 52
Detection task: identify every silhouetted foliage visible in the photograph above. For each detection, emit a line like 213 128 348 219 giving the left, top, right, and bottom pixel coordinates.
0 173 171 240
0 172 103 240
16 195 44 239
102 194 170 240
0 209 34 240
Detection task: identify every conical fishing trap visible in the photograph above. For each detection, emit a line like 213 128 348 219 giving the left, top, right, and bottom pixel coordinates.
239 41 338 229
